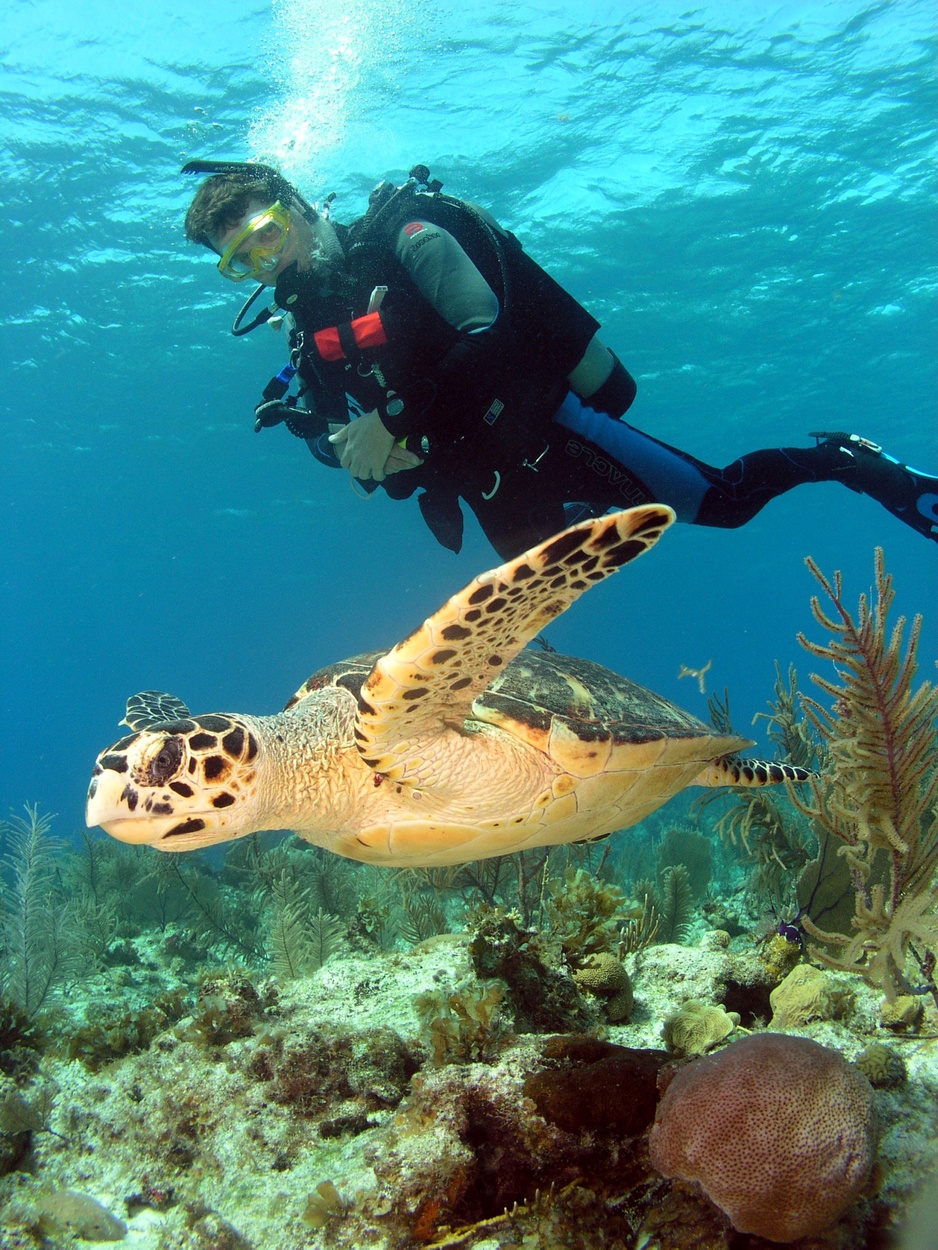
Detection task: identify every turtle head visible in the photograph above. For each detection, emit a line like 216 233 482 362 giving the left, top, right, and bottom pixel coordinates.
86 711 262 850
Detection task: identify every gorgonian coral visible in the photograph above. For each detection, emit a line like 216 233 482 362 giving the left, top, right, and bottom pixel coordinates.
792 548 938 999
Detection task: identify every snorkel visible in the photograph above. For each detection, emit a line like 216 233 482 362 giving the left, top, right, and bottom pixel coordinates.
181 158 320 223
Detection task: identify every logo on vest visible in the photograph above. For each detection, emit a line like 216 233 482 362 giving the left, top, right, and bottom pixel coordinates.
403 222 424 236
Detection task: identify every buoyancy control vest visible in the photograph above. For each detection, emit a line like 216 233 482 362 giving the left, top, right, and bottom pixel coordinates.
276 172 600 481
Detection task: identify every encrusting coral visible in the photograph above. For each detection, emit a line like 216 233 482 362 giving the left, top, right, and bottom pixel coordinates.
648 1032 877 1242
760 931 803 984
880 994 925 1032
792 548 938 1000
33 1188 128 1241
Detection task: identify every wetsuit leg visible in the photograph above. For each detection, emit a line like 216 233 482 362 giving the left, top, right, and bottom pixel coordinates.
693 434 938 542
553 393 711 521
555 396 938 543
467 427 660 560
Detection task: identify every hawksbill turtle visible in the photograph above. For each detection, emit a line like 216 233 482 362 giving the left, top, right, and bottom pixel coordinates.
86 506 807 866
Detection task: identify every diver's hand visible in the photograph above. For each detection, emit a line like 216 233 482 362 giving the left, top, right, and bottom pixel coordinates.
328 410 396 481
384 443 424 475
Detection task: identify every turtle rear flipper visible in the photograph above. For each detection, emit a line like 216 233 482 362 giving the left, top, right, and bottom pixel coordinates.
354 505 675 784
693 757 815 787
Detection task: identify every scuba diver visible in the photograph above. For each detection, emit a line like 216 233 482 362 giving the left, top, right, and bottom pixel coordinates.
182 159 938 558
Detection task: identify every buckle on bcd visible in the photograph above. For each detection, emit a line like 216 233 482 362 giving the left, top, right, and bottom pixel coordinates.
849 434 883 455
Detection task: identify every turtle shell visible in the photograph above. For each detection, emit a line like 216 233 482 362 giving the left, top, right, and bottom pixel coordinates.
284 651 385 710
479 649 711 743
474 648 743 784
291 646 715 748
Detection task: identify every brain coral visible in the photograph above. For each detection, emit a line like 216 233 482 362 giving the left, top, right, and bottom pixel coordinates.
572 952 634 1022
648 1033 876 1242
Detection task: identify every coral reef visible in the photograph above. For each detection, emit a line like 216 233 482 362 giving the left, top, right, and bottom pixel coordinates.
0 998 45 1084
466 907 592 1033
267 872 346 978
63 988 190 1071
648 1032 877 1242
523 1035 667 1135
855 1041 907 1089
759 930 803 983
881 995 925 1032
415 980 511 1065
544 866 634 959
0 913 935 1248
33 1188 128 1241
654 863 696 943
0 806 77 1018
1 547 936 1247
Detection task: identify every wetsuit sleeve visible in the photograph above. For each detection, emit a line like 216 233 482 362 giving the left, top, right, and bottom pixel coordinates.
393 220 499 332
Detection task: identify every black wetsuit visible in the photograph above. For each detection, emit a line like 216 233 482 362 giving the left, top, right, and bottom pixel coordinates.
272 185 937 557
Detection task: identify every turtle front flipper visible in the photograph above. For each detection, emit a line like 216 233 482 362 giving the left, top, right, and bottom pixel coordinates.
355 505 675 783
121 690 193 731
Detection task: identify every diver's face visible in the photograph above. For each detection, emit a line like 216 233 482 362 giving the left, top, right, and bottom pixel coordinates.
212 199 309 286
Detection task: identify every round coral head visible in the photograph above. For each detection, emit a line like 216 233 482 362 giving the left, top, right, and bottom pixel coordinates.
648 1032 876 1242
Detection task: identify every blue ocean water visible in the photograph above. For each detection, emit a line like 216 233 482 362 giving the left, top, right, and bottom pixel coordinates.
1 0 935 835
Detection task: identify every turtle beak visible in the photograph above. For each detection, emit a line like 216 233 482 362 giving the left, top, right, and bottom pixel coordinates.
86 765 182 844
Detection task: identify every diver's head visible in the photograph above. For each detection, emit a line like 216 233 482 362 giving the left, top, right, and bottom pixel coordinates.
185 171 305 285
185 169 344 288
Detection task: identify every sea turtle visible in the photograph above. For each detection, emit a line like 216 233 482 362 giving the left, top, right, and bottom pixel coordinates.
86 506 807 866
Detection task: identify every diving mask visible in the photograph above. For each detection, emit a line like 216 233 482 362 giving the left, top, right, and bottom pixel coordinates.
217 201 292 281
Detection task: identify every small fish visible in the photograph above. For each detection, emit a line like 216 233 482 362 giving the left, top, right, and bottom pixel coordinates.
678 658 712 695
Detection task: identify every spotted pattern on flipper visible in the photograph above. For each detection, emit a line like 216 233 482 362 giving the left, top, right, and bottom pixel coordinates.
693 756 816 788
354 505 675 781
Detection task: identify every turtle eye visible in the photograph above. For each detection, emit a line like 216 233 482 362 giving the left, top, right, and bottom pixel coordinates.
149 737 184 785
